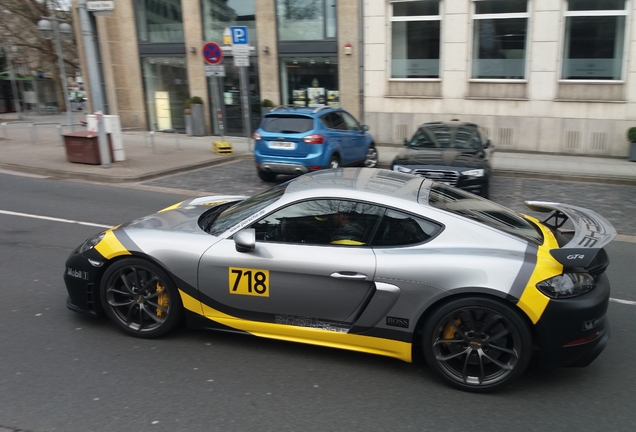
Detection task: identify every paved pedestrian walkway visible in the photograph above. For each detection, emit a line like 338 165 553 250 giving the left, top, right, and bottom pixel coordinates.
1 112 635 184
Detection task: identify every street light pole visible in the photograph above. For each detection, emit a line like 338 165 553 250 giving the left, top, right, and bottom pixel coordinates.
38 17 73 129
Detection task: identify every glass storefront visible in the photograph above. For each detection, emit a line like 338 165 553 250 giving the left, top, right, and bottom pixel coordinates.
141 57 189 131
134 0 185 43
280 57 339 108
208 59 261 136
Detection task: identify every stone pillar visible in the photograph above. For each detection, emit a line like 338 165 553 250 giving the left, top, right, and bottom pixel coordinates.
255 0 280 105
338 0 361 119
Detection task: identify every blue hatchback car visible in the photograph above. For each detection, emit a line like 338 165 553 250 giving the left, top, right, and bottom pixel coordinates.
253 106 378 181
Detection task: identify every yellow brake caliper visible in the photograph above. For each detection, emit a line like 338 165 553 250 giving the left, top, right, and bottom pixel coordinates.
443 317 461 344
156 281 169 318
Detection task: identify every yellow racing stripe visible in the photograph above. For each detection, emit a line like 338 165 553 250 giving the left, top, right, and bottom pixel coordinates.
158 201 185 213
94 229 131 260
516 216 563 324
178 290 412 362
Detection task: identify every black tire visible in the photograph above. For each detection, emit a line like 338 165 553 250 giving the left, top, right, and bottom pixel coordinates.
328 155 340 169
100 258 183 338
422 296 532 393
257 170 277 182
363 145 378 168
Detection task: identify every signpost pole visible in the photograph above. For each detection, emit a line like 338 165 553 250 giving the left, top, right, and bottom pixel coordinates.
230 26 252 151
239 66 251 151
214 77 225 141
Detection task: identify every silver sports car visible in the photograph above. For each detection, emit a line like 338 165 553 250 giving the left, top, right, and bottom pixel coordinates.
64 168 616 392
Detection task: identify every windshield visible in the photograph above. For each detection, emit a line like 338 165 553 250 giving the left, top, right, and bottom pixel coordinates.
408 124 481 150
209 183 289 236
427 184 543 244
260 115 314 133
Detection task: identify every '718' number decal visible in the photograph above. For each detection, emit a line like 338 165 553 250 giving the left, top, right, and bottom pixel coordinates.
229 267 269 297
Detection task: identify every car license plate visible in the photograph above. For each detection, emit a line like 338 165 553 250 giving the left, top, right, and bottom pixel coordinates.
268 141 295 149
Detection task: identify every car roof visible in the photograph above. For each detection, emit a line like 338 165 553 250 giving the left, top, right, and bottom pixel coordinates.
420 121 479 129
265 105 340 117
283 168 427 205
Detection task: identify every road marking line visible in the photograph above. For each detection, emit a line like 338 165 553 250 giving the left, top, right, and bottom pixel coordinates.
0 210 112 229
610 298 636 306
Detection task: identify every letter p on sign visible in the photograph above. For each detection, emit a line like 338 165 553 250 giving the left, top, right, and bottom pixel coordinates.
230 26 248 45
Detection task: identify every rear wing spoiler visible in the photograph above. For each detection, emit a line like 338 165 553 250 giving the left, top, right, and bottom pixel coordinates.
524 201 616 268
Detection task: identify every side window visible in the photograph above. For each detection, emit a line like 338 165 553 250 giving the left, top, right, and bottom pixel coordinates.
251 199 384 246
341 112 360 131
372 209 440 247
320 113 335 129
327 113 347 130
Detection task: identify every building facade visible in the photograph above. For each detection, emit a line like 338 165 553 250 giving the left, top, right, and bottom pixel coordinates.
366 0 636 157
73 0 636 157
72 0 361 138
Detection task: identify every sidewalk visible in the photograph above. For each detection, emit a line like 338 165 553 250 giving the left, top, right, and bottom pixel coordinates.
1 112 636 185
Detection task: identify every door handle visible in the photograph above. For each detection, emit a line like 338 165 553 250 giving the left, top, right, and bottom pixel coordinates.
330 272 368 280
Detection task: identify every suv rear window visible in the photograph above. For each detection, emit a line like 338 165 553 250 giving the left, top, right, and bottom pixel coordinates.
426 184 544 245
260 115 314 133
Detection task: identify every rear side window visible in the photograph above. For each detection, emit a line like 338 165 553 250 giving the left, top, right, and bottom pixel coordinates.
427 184 543 244
260 115 314 133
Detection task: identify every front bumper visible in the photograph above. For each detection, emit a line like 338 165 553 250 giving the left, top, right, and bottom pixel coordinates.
534 273 611 368
63 246 104 316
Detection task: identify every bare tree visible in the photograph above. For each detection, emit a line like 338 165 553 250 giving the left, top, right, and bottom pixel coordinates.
1 0 79 112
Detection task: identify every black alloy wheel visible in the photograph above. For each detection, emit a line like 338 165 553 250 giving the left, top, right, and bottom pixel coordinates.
100 258 183 338
422 297 532 392
363 145 378 168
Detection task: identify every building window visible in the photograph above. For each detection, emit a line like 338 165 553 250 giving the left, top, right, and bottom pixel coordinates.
133 0 184 43
390 1 441 79
141 57 189 131
280 57 339 107
201 0 256 44
471 0 528 80
276 0 337 41
562 0 627 81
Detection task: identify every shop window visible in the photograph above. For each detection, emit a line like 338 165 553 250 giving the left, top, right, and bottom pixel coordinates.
276 0 337 41
141 57 189 132
281 57 339 108
134 0 184 43
201 0 256 44
390 0 441 79
471 0 528 80
561 0 627 80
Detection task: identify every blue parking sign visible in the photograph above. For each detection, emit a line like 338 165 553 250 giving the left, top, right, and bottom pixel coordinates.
230 26 249 45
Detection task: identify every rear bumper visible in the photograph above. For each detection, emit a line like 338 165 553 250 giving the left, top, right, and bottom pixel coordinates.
257 162 310 175
533 273 611 368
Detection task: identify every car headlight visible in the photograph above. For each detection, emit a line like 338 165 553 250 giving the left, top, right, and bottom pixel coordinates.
393 165 413 173
536 273 596 298
79 232 105 254
463 169 485 177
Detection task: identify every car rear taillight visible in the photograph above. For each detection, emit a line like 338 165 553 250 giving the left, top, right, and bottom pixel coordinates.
303 134 324 144
253 131 262 140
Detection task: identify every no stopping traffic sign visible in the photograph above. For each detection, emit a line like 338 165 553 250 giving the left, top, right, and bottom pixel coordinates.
202 42 223 65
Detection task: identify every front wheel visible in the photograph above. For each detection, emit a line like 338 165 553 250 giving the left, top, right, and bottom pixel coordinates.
422 297 532 392
363 145 378 168
100 258 183 338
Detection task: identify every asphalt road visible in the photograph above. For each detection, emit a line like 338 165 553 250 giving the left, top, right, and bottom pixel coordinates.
1 169 635 432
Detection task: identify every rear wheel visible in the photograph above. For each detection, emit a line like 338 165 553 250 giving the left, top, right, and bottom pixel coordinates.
100 258 182 338
422 297 532 392
328 156 340 169
257 170 277 182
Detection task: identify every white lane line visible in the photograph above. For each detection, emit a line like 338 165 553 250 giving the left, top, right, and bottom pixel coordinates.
0 210 112 229
610 298 636 306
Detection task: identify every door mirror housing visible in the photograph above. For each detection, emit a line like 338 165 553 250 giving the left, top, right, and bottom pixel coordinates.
362 124 369 132
234 229 256 253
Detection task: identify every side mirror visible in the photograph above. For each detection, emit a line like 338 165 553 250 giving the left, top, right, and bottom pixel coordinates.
403 138 409 147
362 124 369 132
484 139 492 149
234 229 256 253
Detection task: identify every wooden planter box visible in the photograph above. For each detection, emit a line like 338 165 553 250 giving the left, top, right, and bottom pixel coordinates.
63 131 114 165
